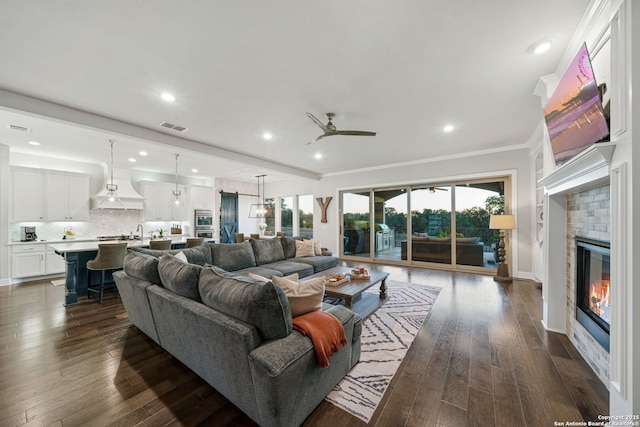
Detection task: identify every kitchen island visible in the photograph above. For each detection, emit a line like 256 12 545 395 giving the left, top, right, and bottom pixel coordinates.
49 237 207 306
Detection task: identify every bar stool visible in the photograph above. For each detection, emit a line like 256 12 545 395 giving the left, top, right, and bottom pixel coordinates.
250 234 260 240
149 239 172 250
186 237 205 248
235 233 245 243
86 243 128 303
276 231 286 237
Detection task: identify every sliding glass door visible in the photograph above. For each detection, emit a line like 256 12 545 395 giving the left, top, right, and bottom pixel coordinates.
340 176 509 270
341 191 371 258
409 186 452 265
373 188 408 261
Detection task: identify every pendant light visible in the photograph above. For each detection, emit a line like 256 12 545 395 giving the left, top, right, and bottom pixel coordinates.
172 153 182 205
248 174 273 218
99 139 122 207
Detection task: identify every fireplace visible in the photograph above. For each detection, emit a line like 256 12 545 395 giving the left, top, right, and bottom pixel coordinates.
575 236 610 352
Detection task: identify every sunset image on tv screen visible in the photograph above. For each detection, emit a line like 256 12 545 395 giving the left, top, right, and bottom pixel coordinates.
543 43 609 166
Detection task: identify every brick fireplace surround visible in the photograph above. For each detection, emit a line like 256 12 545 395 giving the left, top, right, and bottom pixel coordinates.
567 185 610 386
539 143 626 393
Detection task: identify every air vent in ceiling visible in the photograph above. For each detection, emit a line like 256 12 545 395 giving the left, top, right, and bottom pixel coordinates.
159 121 188 132
7 124 31 132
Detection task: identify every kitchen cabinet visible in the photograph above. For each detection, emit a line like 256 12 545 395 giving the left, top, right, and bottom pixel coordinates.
45 173 90 221
188 185 215 211
140 181 186 221
11 244 45 278
11 169 45 221
46 244 66 274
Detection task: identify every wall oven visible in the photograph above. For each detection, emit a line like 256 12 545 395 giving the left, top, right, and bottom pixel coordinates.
194 209 214 239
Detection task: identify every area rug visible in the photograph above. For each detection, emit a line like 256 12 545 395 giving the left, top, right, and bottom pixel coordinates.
51 279 66 286
325 280 441 423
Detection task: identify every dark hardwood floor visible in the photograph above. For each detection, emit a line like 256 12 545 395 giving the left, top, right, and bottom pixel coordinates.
0 265 608 426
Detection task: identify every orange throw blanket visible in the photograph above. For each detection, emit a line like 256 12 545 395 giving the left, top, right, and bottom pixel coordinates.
292 311 347 368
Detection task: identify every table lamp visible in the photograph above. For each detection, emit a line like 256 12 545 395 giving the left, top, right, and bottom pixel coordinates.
489 214 516 283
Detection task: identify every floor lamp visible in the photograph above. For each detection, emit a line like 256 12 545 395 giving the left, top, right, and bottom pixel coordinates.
489 214 516 283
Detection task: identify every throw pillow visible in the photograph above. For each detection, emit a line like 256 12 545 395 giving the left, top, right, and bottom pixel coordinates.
123 251 160 284
295 239 315 257
174 251 188 262
157 254 202 301
198 266 292 340
310 239 321 256
248 272 299 283
272 275 325 317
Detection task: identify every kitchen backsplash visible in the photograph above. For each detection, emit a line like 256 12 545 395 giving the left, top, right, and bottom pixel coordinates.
10 209 189 241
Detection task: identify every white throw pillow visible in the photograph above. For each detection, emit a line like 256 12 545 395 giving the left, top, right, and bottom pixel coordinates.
248 272 299 283
272 275 326 317
312 239 321 256
295 239 315 257
174 251 188 263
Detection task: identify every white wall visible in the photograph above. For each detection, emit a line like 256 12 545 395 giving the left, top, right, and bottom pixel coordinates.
0 144 10 284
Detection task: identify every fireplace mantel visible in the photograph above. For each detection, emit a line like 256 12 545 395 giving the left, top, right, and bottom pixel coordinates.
540 143 616 195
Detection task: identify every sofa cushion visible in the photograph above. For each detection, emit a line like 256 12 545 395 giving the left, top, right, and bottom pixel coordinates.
280 237 297 259
295 239 315 257
158 254 202 301
261 260 314 278
272 275 326 317
129 244 212 266
250 238 286 265
123 251 160 284
198 266 292 341
289 255 339 273
210 241 256 271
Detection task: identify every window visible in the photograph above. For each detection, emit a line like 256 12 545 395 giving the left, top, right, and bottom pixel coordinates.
298 194 313 239
280 196 293 236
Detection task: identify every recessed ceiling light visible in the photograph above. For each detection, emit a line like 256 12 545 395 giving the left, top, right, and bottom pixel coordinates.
314 153 322 159
192 168 198 173
161 92 176 102
529 38 553 55
28 141 40 146
443 125 454 133
263 132 273 140
139 151 148 156
128 158 136 163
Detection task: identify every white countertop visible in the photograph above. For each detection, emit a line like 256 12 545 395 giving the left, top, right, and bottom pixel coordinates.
47 237 197 254
7 234 190 246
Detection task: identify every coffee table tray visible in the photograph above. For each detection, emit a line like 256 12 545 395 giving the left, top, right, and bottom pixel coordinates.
326 276 350 287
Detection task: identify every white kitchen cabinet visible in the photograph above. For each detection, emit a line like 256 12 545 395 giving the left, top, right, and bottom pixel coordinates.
140 181 186 221
46 245 66 274
188 185 215 211
11 244 45 278
11 169 45 221
45 173 90 221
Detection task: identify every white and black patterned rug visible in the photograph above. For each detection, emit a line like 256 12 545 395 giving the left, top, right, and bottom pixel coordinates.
325 280 441 423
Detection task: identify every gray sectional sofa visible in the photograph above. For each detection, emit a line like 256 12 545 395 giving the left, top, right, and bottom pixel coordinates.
114 238 361 427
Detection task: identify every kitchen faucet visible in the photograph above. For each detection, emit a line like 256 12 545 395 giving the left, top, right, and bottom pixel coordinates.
136 224 143 240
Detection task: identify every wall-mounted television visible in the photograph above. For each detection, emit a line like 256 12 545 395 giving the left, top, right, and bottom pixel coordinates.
543 42 609 166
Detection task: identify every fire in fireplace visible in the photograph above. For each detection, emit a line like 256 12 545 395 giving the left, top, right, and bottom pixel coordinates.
575 237 610 352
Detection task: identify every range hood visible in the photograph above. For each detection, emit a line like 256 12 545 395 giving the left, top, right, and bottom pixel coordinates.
90 166 145 209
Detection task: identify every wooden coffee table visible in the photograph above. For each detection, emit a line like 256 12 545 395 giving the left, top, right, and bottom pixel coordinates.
315 267 389 318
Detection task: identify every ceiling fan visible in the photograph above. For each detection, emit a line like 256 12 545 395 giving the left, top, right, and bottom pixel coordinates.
305 112 376 145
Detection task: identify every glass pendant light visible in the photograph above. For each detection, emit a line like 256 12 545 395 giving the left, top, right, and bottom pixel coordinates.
248 175 273 218
99 139 122 207
172 153 182 205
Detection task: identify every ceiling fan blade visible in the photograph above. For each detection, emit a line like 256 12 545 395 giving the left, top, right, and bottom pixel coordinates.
306 112 329 132
305 133 329 145
335 130 377 137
